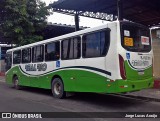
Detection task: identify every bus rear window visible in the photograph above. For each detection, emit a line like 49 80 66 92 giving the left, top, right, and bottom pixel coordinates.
121 23 151 52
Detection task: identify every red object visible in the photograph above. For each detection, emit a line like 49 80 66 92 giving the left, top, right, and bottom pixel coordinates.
119 54 126 80
154 80 160 89
0 72 5 76
120 86 124 88
110 80 114 82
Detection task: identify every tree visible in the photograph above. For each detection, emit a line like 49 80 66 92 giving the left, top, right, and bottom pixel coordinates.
0 0 51 46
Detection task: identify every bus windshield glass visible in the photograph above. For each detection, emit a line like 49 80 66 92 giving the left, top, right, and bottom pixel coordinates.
121 22 151 52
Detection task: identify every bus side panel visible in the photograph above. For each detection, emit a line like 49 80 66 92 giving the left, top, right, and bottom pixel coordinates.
70 22 120 93
6 65 77 91
6 66 30 86
29 70 76 91
70 56 110 92
46 69 76 91
75 69 108 92
5 71 13 85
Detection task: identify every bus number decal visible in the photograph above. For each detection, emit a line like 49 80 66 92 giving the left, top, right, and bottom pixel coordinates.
25 63 47 71
131 60 149 67
130 56 151 67
37 63 47 71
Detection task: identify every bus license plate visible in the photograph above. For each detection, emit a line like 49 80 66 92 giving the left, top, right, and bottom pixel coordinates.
138 71 144 75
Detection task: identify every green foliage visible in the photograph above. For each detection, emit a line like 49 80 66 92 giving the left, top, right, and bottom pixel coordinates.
0 0 51 46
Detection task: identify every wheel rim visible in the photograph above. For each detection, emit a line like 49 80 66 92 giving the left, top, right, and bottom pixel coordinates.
54 82 61 95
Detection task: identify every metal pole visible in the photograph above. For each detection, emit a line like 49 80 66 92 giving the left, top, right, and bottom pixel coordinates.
117 0 123 20
74 12 79 31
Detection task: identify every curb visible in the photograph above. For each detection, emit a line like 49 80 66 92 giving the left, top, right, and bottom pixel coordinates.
124 94 160 102
114 94 160 102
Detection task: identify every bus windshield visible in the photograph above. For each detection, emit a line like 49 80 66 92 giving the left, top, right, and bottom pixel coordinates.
121 22 151 52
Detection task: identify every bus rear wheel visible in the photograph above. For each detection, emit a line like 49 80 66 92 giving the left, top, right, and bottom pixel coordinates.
51 78 66 99
13 76 21 90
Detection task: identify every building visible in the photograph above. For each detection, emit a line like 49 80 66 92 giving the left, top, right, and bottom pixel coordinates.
0 45 12 75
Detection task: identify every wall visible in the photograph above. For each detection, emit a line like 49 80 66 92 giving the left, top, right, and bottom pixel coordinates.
152 29 160 79
0 60 5 72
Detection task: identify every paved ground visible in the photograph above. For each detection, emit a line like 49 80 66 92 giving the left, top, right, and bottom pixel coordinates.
0 76 160 121
125 88 160 100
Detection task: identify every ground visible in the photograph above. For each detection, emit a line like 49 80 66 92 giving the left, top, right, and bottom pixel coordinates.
0 78 160 121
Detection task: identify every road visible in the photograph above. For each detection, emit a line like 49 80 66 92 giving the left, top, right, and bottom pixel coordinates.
0 79 160 121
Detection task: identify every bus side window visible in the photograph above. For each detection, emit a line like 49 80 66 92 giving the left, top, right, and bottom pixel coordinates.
82 30 110 58
73 37 81 59
22 48 31 63
61 36 81 60
82 36 86 57
13 50 21 64
45 41 60 61
61 39 70 60
32 45 44 63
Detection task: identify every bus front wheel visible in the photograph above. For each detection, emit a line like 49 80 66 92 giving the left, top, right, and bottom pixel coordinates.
13 76 21 90
51 78 66 99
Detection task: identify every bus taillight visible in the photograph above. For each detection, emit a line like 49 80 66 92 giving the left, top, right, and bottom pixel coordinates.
152 58 154 76
119 54 126 80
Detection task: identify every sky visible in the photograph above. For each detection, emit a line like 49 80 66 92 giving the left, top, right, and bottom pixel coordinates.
43 0 108 27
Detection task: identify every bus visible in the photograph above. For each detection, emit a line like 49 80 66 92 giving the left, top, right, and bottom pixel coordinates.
5 21 153 99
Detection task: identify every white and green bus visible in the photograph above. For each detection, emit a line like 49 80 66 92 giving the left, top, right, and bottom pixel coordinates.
5 21 153 98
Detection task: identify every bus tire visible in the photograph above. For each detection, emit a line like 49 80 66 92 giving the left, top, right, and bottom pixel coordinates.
13 76 21 90
51 78 66 99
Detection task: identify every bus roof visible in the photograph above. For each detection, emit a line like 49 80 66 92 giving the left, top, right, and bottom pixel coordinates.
6 21 117 52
